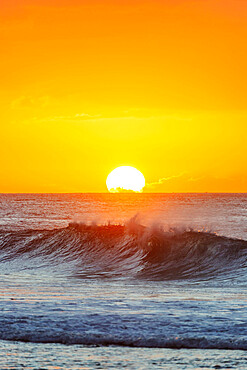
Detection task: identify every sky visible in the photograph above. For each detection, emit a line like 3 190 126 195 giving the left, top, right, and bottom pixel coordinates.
1 0 247 192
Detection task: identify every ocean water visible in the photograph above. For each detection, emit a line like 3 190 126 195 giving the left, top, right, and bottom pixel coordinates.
0 193 246 369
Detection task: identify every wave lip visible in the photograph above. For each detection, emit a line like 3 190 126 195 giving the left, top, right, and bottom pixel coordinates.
0 222 247 281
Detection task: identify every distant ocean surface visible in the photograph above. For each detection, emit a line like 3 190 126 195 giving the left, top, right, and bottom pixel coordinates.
0 193 246 369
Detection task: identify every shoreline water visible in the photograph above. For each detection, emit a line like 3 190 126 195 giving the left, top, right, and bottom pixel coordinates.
1 341 247 369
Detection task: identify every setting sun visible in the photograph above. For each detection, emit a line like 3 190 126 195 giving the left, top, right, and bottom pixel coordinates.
106 166 145 193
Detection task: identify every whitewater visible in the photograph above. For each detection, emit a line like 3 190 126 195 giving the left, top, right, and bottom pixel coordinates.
0 193 246 369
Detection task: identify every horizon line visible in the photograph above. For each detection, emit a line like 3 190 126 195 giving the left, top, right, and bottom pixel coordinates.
0 192 246 195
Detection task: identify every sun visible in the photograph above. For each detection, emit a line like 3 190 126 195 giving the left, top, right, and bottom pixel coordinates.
106 166 145 193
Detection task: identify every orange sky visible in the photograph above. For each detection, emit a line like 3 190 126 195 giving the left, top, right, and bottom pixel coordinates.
1 0 247 192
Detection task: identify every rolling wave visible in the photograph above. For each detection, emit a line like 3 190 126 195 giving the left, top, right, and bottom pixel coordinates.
0 330 246 350
0 221 246 280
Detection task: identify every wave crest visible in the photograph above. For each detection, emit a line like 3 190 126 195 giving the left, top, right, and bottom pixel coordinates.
0 220 246 280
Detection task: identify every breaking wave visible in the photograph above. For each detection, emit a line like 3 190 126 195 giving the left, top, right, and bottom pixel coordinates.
0 220 246 280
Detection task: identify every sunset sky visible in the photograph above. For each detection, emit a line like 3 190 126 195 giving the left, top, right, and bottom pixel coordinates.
1 0 247 192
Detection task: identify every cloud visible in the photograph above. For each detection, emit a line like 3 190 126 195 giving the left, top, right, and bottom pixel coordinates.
74 113 101 119
37 113 102 122
32 108 192 123
187 176 205 182
146 172 186 188
11 95 50 109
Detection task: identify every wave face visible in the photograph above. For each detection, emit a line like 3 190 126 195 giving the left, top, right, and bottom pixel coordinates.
0 222 246 280
0 329 246 350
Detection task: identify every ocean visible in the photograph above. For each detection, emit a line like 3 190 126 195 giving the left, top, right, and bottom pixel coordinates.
0 193 246 369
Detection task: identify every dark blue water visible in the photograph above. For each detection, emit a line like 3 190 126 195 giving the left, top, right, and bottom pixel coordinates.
0 194 246 368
